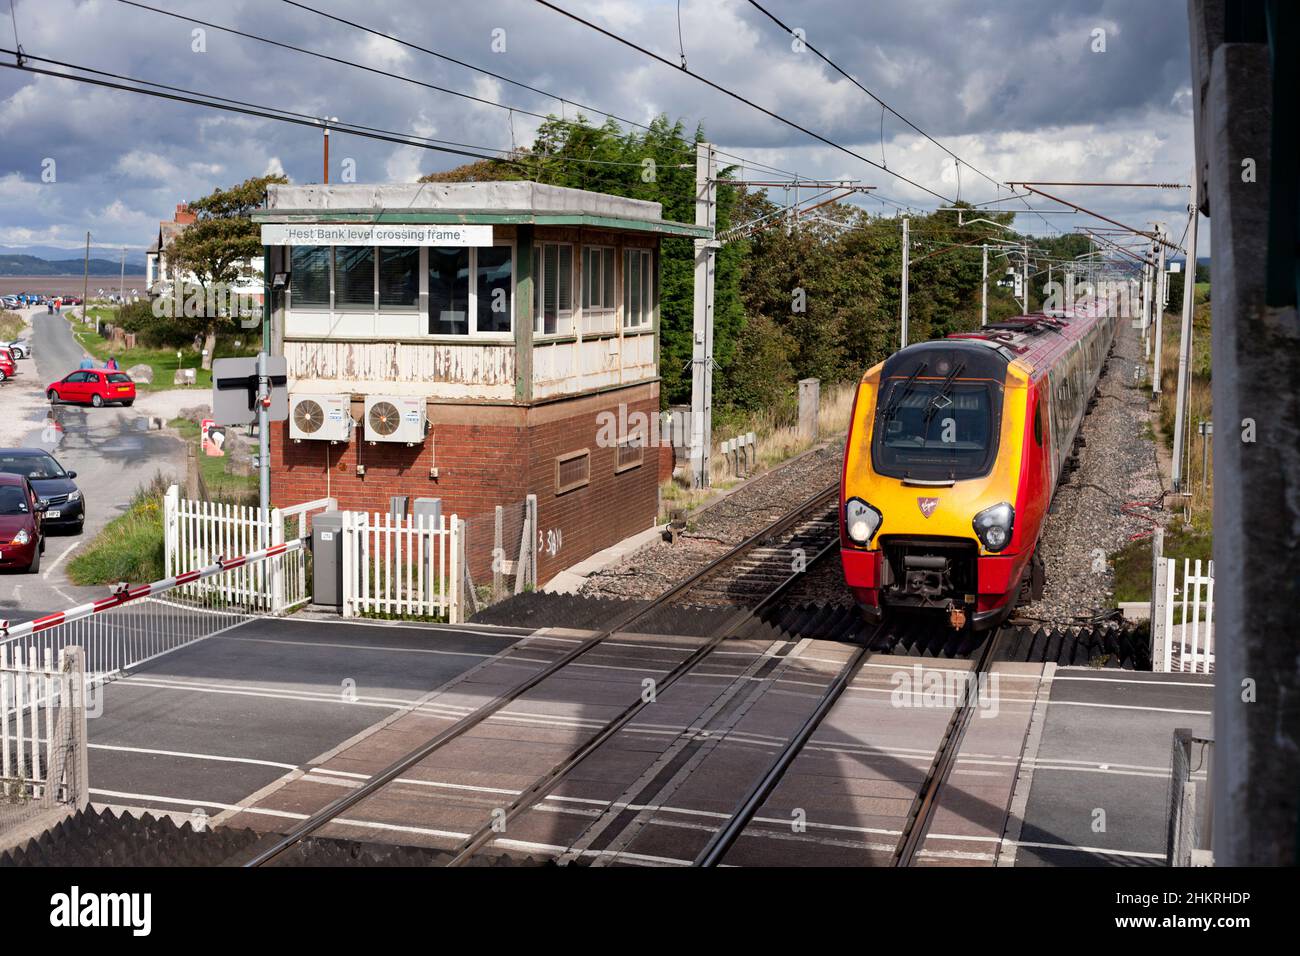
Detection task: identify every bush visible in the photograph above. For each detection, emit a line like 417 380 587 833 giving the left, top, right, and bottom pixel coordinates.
115 298 194 349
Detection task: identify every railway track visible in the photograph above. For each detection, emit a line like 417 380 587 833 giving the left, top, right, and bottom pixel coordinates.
690 624 1006 867
243 482 843 867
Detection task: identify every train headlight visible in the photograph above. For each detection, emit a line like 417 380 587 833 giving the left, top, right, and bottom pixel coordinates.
973 502 1015 553
845 498 882 545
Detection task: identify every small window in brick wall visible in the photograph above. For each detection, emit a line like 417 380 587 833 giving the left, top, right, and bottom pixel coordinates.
555 449 591 494
616 430 645 473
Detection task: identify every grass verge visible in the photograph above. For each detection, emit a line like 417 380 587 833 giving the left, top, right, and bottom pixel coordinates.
1156 301 1213 521
1110 519 1214 605
66 473 170 586
659 381 856 518
69 307 257 392
0 310 24 340
169 418 259 504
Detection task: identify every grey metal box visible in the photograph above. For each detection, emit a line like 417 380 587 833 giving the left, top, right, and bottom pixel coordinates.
312 511 344 609
389 495 409 520
411 497 442 525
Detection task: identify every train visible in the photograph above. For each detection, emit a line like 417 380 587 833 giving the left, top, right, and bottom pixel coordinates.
839 306 1117 631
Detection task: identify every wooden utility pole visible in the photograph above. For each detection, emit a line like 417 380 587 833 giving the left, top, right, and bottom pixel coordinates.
81 231 90 326
119 247 126 304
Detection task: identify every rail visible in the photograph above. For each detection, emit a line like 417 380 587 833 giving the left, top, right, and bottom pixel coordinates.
245 482 842 867
892 628 1006 866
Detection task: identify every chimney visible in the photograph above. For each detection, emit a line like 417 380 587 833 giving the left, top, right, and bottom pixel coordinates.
175 203 197 225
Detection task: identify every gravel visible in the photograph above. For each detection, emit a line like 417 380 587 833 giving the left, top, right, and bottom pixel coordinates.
581 318 1162 630
578 443 845 601
1016 318 1166 626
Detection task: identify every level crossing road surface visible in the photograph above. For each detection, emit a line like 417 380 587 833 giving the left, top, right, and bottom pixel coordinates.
85 617 527 823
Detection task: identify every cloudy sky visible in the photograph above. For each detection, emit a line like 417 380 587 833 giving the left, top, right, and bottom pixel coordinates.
0 0 1202 263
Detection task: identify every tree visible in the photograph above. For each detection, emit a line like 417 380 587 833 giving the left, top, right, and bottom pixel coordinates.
165 174 287 368
423 115 743 408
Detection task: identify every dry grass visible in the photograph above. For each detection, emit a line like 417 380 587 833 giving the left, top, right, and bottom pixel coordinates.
1155 302 1213 525
659 380 857 519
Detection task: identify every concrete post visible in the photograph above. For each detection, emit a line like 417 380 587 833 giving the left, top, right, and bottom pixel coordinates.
798 378 820 442
1189 5 1300 864
493 505 504 604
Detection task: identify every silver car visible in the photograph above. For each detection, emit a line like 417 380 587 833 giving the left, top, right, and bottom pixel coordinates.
0 339 29 360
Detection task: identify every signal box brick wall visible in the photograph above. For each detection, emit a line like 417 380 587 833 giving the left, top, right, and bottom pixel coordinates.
271 383 660 584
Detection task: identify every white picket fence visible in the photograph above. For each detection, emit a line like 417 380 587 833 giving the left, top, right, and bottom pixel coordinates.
1 646 89 846
341 510 463 623
1153 557 1215 673
163 486 334 614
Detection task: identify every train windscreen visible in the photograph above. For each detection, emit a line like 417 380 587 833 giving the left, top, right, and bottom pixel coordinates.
871 378 1003 481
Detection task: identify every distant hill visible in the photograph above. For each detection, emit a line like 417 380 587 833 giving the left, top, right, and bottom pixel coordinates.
0 254 146 276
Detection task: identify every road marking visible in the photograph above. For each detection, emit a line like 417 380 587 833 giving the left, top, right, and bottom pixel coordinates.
1005 839 1165 860
216 634 502 659
43 540 82 580
89 742 298 770
1048 699 1211 715
1054 674 1212 687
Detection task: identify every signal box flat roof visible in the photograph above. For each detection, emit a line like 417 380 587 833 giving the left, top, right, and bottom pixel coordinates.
254 182 710 239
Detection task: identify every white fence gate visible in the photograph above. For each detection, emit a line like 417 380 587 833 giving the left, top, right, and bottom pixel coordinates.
340 511 464 623
163 486 334 614
1153 557 1215 673
1 646 89 848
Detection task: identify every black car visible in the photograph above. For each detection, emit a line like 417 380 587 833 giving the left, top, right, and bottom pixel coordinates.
0 448 83 533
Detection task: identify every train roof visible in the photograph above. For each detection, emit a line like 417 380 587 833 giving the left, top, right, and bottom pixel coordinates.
944 310 1110 378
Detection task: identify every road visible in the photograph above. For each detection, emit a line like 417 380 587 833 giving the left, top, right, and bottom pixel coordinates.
0 306 187 615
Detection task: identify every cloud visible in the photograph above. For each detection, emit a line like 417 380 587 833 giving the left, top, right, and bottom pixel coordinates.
0 0 1201 253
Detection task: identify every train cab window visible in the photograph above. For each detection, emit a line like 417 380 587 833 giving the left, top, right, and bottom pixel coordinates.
1033 396 1043 446
872 378 1003 481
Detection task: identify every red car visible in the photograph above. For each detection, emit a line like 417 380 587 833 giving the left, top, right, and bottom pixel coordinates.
47 368 136 407
0 472 46 573
0 348 15 383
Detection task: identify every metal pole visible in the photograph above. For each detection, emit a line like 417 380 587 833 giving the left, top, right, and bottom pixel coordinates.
1200 424 1210 493
1142 258 1153 359
690 141 717 488
1171 169 1199 493
1153 225 1167 395
1021 240 1028 315
900 216 909 346
980 243 987 327
323 124 330 184
119 247 125 305
259 243 272 518
258 350 270 518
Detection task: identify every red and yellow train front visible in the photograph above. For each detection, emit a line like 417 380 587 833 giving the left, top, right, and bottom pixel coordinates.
840 340 1046 631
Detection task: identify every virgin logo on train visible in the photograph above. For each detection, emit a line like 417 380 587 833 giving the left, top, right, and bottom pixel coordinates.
917 497 940 518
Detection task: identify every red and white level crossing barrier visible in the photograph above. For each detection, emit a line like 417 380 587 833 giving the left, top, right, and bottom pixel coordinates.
0 538 306 684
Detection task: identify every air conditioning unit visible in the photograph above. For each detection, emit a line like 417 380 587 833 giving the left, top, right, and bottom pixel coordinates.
364 395 427 445
289 394 352 442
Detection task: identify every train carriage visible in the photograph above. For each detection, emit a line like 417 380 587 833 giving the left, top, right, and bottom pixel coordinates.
840 307 1116 631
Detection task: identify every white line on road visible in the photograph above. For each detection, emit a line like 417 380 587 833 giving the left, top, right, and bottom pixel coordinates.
89 742 298 770
43 539 82 580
